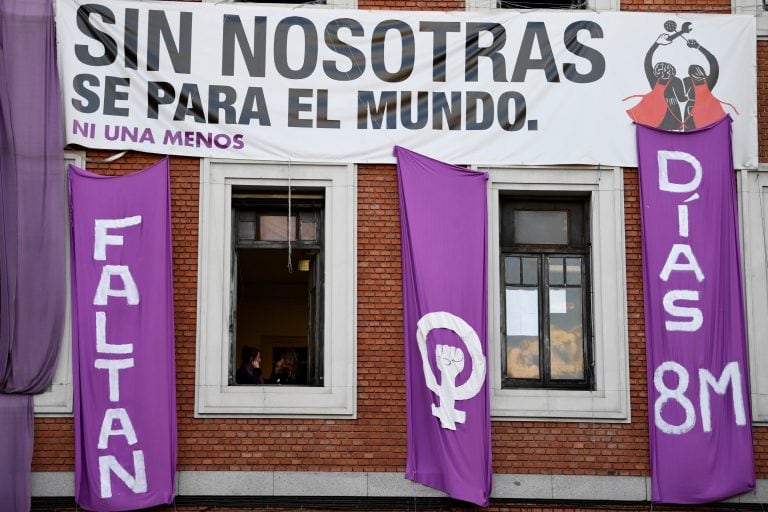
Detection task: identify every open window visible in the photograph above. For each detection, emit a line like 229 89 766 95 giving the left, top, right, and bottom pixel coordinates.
196 160 356 417
230 190 324 387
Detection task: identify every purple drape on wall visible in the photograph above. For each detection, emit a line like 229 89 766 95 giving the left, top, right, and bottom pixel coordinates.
69 159 177 511
0 0 66 509
396 146 492 506
638 117 755 503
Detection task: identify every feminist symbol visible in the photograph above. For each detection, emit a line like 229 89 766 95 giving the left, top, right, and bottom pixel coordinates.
416 312 487 431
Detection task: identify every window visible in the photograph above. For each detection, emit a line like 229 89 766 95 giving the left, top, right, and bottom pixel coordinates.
738 168 768 423
207 0 356 8
500 197 592 390
497 0 585 9
467 0 617 13
731 0 767 37
196 160 356 417
33 151 82 416
230 190 324 387
487 166 628 421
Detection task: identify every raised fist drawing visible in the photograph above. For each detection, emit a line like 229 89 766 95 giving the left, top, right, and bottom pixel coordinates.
431 344 467 430
435 344 465 380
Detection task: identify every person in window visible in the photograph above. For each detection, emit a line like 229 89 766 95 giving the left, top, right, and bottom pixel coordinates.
269 349 298 384
235 346 264 385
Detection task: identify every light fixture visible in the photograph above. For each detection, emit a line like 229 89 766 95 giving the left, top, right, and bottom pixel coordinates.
298 259 310 272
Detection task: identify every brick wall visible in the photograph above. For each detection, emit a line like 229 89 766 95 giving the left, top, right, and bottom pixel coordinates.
31 0 768 501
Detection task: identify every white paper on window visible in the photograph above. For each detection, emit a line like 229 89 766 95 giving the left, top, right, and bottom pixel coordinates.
506 289 539 336
549 288 567 314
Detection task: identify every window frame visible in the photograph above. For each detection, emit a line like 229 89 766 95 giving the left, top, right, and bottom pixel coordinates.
203 0 357 9
500 196 593 390
731 0 767 38
33 151 82 416
487 166 629 421
466 0 618 13
739 167 768 423
230 193 326 387
196 159 356 418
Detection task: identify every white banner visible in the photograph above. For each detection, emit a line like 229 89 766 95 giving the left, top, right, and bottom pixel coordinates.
56 0 757 167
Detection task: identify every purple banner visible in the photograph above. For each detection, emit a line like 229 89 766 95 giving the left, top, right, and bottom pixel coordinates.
69 159 177 511
638 117 755 504
396 146 491 506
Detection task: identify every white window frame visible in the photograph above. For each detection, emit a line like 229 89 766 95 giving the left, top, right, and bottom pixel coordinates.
203 0 357 9
33 151 82 416
196 159 356 417
731 0 767 38
486 166 629 421
466 0 619 13
739 166 768 423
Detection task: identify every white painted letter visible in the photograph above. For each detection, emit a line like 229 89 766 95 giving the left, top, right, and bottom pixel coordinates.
663 290 703 332
699 362 747 433
95 358 134 402
677 205 689 237
98 408 138 449
659 244 705 283
93 265 140 306
95 312 133 354
99 450 147 498
94 216 142 261
654 361 696 435
658 151 702 193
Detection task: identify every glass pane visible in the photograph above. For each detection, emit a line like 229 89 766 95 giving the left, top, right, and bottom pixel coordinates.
566 257 582 285
514 210 568 245
505 337 540 379
260 215 297 241
504 256 521 285
548 257 564 285
299 211 317 241
522 257 538 285
549 287 584 380
504 286 540 379
238 220 256 241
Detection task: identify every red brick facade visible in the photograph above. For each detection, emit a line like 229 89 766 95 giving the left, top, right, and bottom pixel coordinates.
30 0 768 509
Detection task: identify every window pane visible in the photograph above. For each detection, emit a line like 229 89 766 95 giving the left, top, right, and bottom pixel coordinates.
514 210 568 245
238 212 256 241
566 257 582 285
505 256 521 285
260 215 297 241
234 247 322 386
498 0 585 7
548 257 564 285
549 287 584 380
522 257 538 285
299 211 317 241
504 287 540 379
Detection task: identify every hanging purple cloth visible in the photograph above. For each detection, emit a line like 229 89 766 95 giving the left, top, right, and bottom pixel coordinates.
69 159 177 511
0 0 66 508
396 146 492 506
638 117 755 503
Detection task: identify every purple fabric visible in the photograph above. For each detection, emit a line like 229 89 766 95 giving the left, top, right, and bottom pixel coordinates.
396 146 491 506
0 0 66 508
69 159 177 510
638 117 755 504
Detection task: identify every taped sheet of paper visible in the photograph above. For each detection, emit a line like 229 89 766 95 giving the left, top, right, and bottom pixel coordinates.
506 289 538 336
549 289 567 314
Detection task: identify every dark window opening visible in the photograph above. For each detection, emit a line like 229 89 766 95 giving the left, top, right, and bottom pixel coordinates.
500 196 593 390
234 0 327 4
230 189 324 387
497 0 585 9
